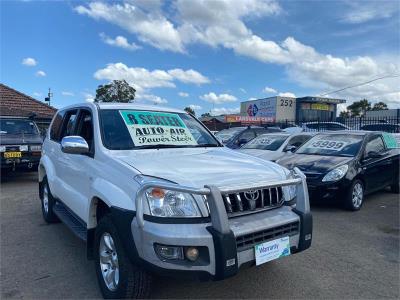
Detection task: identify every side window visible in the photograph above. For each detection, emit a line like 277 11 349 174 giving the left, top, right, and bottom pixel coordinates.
75 110 94 152
254 128 267 136
287 135 310 149
365 136 386 156
239 130 256 143
50 111 65 142
59 110 78 141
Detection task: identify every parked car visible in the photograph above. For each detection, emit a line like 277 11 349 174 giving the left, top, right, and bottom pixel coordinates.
237 133 315 162
0 116 42 173
277 131 399 211
215 126 281 149
302 121 350 132
39 103 312 299
360 123 400 133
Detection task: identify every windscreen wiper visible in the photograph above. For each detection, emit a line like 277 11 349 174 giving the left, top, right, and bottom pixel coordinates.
193 143 221 147
134 144 192 150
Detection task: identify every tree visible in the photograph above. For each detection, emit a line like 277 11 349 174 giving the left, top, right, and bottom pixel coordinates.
339 110 350 118
371 101 388 111
184 106 195 115
95 80 136 103
201 112 211 118
346 99 371 116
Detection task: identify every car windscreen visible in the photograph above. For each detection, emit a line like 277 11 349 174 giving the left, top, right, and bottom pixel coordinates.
296 134 364 157
0 119 39 135
99 109 220 150
241 135 288 150
215 128 244 143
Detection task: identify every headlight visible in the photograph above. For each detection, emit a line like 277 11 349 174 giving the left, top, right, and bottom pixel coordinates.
0 146 5 152
282 170 297 202
19 145 28 151
322 165 348 182
30 145 42 151
145 187 202 218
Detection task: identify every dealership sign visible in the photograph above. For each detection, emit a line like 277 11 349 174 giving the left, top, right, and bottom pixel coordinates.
225 115 275 123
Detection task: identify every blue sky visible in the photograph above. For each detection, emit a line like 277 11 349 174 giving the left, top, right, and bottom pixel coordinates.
1 0 399 115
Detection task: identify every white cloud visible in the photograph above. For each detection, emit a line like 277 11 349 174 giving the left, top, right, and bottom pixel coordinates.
22 57 37 66
168 69 209 84
136 93 168 104
75 2 184 52
341 1 399 24
263 86 277 94
35 70 46 77
211 107 240 115
61 91 75 96
200 92 237 104
99 33 140 51
178 92 189 97
189 104 202 110
83 92 95 102
239 88 246 93
32 92 42 98
248 97 257 101
278 92 296 98
94 63 209 94
77 1 399 104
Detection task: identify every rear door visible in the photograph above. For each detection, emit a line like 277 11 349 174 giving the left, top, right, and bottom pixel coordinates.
361 134 392 192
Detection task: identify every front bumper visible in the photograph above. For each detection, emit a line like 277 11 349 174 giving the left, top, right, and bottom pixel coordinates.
129 168 312 280
1 154 40 170
307 178 351 201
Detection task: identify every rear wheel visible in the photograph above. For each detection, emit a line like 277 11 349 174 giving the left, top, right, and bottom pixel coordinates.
94 216 152 299
40 177 59 223
344 179 364 211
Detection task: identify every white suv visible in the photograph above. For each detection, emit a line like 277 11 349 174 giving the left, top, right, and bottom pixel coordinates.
39 102 312 298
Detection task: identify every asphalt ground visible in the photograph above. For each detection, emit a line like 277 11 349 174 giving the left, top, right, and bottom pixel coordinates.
1 171 399 299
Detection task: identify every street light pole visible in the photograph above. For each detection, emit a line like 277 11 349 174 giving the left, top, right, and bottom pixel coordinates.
45 88 53 106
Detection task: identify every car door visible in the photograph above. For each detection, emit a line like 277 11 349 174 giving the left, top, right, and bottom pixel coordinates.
58 108 95 221
52 109 79 212
361 134 392 192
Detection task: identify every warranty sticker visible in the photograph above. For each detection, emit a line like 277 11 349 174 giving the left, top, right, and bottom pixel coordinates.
119 110 197 146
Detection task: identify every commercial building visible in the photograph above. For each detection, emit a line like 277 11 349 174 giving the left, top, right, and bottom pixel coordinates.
239 96 346 122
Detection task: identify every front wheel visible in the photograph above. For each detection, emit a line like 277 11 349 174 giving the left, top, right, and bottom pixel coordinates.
94 216 152 299
344 179 364 211
40 177 60 223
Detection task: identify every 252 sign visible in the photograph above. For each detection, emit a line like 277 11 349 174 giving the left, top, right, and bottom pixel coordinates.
280 99 293 107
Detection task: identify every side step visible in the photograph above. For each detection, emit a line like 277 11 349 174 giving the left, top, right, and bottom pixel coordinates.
53 201 87 241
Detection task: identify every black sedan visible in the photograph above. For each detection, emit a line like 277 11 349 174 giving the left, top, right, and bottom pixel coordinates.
277 131 399 211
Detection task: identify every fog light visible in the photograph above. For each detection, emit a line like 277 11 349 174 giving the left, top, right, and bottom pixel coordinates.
155 244 183 260
185 247 199 262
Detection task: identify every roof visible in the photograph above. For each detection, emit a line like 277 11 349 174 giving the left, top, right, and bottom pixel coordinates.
296 96 346 104
94 102 186 113
0 83 57 119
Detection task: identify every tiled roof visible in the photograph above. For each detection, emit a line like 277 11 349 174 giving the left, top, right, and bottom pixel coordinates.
0 83 57 119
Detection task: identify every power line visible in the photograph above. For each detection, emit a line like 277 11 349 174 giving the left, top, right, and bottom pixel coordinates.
319 74 400 97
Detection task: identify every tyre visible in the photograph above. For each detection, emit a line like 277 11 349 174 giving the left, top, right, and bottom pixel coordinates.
40 177 60 223
344 179 364 211
94 216 152 299
390 177 399 194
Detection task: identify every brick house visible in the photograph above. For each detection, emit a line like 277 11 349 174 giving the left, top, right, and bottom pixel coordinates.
0 83 57 133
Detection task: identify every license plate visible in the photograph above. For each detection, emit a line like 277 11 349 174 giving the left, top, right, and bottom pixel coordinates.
4 152 22 158
255 236 291 266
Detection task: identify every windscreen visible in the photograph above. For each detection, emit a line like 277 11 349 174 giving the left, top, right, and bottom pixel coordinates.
100 109 220 150
0 119 39 135
215 128 244 143
296 134 363 157
241 134 288 150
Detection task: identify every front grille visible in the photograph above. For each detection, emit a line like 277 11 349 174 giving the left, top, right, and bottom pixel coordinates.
222 187 284 217
236 221 299 252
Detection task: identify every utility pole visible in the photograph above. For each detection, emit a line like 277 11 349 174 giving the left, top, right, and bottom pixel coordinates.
45 88 53 106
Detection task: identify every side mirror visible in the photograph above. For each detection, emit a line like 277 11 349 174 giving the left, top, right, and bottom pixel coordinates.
283 145 297 153
238 138 248 146
61 136 89 154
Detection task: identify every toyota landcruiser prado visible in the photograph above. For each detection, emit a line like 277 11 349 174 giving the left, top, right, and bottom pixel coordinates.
39 102 312 298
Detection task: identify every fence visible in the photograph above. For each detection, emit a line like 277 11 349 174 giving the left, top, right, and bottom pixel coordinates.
204 116 400 133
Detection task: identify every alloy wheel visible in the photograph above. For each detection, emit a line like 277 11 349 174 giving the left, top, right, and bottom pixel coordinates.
43 185 49 214
99 233 119 291
352 182 363 208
